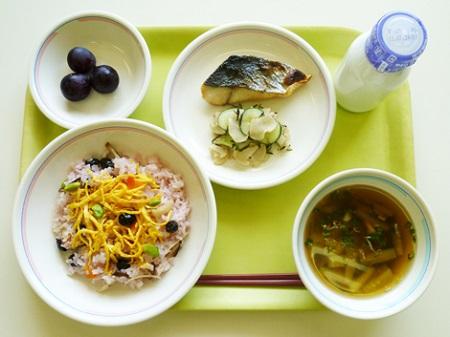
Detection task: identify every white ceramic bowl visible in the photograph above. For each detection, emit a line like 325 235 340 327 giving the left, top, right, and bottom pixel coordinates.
29 11 151 129
163 22 335 190
292 168 437 319
12 119 216 326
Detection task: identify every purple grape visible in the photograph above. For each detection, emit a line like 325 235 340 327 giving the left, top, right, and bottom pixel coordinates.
91 65 119 93
60 73 91 101
67 47 96 73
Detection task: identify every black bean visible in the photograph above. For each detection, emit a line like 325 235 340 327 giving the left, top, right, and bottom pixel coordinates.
85 158 100 167
118 213 137 226
165 220 179 233
100 158 114 169
56 238 67 251
68 254 77 267
116 258 130 270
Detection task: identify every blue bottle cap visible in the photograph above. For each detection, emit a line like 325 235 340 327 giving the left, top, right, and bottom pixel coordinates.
365 11 427 73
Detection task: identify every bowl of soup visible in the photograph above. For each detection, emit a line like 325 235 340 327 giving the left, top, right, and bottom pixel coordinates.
292 168 437 319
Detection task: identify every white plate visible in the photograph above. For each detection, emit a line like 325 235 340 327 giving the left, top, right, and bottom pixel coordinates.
29 11 151 129
163 22 335 190
12 119 216 326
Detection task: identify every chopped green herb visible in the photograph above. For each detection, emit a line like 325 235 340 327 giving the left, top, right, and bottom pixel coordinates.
367 227 388 249
305 238 313 247
91 204 104 218
143 244 160 258
330 189 347 203
322 228 331 237
63 181 81 192
342 235 354 247
408 222 416 242
148 196 161 207
341 226 354 247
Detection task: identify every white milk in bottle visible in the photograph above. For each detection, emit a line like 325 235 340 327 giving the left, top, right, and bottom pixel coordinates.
335 12 427 113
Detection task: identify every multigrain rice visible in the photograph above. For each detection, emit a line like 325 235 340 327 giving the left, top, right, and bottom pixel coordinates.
53 155 190 290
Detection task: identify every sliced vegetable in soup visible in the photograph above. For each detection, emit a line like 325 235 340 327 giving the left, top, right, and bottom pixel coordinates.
304 186 416 295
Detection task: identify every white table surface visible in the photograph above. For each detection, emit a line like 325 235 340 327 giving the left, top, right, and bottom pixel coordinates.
1 0 449 336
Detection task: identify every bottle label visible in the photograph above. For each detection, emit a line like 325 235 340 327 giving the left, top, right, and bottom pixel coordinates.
365 12 427 73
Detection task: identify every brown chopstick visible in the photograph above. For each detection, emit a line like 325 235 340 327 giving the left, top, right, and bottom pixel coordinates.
199 273 300 280
196 273 304 287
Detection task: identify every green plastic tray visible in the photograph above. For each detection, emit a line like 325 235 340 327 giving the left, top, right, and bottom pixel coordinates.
20 26 415 311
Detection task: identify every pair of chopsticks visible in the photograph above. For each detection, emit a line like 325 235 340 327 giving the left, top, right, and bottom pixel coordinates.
196 273 304 287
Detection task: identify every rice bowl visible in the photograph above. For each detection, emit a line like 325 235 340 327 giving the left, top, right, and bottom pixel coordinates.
13 119 216 326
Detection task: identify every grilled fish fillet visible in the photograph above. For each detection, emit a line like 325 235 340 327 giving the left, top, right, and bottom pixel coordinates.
201 55 311 105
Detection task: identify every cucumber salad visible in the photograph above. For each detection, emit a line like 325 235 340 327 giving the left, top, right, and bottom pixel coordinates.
210 105 291 166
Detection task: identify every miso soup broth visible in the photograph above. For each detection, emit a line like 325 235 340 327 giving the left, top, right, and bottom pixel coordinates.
304 185 416 296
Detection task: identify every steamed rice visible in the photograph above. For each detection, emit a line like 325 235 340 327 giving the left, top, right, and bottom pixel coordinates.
53 154 191 290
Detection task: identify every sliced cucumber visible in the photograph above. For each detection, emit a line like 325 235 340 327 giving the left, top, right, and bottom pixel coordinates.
262 122 282 145
212 134 234 148
276 126 290 147
228 116 248 142
249 115 277 141
217 108 240 130
235 140 251 151
239 108 263 135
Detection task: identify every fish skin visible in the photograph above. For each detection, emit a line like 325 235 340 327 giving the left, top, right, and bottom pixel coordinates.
201 55 311 105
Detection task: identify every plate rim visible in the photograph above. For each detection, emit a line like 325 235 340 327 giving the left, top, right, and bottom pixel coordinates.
162 21 336 190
